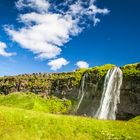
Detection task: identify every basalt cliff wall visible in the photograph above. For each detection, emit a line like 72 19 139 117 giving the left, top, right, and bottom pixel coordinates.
0 63 140 120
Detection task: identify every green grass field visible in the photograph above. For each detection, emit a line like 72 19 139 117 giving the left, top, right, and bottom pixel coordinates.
0 93 139 140
0 92 72 114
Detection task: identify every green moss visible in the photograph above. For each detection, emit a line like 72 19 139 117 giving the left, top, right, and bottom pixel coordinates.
121 63 140 77
0 63 140 95
129 116 140 124
0 92 72 114
85 64 116 83
75 68 88 72
88 64 115 75
0 71 85 94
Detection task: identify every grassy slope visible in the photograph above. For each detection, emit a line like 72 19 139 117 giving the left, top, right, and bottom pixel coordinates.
129 116 140 124
0 108 140 140
0 93 72 114
0 93 140 140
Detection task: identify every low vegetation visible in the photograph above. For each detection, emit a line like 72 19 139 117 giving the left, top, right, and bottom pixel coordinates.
129 116 140 124
0 93 139 140
85 64 115 84
0 106 140 140
0 71 84 95
0 63 140 95
0 92 72 114
121 63 140 77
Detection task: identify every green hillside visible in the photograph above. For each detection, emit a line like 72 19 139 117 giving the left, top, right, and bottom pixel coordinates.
0 92 72 114
0 93 139 140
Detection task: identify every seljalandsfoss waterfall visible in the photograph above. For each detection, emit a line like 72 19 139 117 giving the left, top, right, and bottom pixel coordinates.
76 67 123 120
95 67 123 120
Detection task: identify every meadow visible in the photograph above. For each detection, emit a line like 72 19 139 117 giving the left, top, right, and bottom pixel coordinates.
0 93 139 140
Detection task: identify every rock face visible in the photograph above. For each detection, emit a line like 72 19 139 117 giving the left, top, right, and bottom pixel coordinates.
76 75 140 120
0 71 84 99
117 76 140 120
76 63 140 120
0 63 140 120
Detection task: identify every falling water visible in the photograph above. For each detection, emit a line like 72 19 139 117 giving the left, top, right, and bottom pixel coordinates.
95 67 123 120
76 73 88 112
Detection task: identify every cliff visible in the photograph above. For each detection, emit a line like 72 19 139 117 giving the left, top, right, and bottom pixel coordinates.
76 63 140 120
0 63 140 120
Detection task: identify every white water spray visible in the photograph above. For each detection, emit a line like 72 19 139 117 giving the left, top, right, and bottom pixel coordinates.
95 67 123 120
76 73 88 112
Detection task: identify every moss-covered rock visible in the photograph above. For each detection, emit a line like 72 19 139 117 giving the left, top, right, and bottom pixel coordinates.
121 63 140 77
0 71 85 96
86 64 116 83
0 63 140 120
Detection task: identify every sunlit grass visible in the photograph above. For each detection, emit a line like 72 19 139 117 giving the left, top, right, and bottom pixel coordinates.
0 93 139 140
0 106 139 140
0 92 72 114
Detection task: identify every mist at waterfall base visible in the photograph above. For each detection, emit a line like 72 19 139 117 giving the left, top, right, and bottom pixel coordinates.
76 67 123 120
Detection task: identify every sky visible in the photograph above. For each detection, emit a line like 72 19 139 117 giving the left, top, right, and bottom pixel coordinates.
0 0 140 76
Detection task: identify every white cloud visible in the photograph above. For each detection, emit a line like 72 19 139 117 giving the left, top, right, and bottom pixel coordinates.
5 0 109 65
16 0 50 13
0 42 15 57
76 61 89 69
48 58 69 71
6 12 79 59
68 0 109 26
69 1 83 15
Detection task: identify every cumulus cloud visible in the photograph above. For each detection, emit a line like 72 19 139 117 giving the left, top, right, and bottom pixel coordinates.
0 42 15 57
76 61 89 69
48 58 69 71
16 0 50 12
5 0 109 70
6 0 109 61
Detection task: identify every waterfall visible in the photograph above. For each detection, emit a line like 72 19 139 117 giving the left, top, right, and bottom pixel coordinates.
94 67 123 120
76 73 88 112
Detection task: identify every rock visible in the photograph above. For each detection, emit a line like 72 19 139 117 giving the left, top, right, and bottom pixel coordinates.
0 63 140 120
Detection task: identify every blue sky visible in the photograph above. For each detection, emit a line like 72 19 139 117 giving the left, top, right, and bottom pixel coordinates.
0 0 140 76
